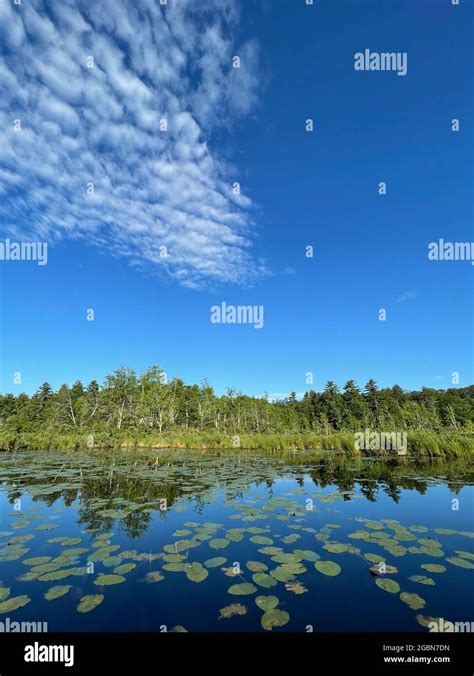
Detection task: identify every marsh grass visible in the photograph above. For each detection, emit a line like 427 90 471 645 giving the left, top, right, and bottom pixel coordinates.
0 429 472 459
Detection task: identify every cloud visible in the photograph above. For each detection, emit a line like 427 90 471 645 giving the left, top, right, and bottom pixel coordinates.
396 291 417 303
0 0 266 288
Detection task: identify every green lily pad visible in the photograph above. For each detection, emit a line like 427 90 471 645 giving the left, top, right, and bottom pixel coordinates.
323 543 350 554
113 563 136 575
420 564 446 573
144 571 164 583
0 595 31 613
45 585 72 601
38 567 86 581
400 592 426 610
261 608 290 631
364 553 386 564
246 561 268 572
293 549 320 562
169 625 188 632
35 524 58 531
455 551 474 561
163 563 185 572
409 575 435 586
446 557 474 569
0 587 10 602
209 538 230 550
204 557 227 568
77 594 104 613
258 546 283 556
375 578 400 593
94 574 126 586
23 557 52 566
249 536 273 545
255 595 279 611
184 563 208 583
315 560 341 577
48 537 81 546
218 603 247 619
252 572 278 588
228 583 257 596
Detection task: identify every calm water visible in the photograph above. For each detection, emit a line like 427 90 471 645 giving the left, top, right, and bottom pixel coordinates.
0 450 473 632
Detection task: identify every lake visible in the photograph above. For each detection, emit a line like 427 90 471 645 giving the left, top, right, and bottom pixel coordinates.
0 449 473 632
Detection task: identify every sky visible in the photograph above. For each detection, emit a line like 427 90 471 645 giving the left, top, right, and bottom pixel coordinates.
0 0 472 398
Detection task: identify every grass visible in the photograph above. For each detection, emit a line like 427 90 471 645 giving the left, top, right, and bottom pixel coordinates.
0 428 472 459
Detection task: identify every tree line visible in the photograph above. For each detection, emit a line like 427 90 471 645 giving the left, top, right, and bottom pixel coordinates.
0 366 472 437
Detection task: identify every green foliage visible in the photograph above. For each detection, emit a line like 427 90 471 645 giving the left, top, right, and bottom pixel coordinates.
0 367 473 459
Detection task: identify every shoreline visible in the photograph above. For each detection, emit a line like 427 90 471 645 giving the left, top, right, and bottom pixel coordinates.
0 429 472 459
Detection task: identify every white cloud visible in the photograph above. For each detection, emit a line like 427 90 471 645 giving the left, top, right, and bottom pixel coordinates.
0 0 265 288
396 291 417 303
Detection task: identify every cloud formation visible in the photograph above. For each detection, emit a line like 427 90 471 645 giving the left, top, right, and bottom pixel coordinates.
0 0 265 288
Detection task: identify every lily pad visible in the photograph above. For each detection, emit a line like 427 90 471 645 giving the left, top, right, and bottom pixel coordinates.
0 587 10 602
209 538 230 550
400 592 426 610
93 574 126 586
184 563 208 583
204 557 227 568
249 536 273 545
255 595 279 611
252 572 278 588
0 595 31 613
77 594 104 613
375 578 400 593
45 585 72 601
315 560 341 577
409 575 435 586
113 563 136 575
293 549 320 562
144 571 164 583
446 557 474 569
285 580 308 594
420 564 446 573
261 608 290 631
246 561 268 572
228 583 257 596
218 603 247 619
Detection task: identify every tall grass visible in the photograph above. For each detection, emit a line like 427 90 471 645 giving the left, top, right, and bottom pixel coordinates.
0 428 472 459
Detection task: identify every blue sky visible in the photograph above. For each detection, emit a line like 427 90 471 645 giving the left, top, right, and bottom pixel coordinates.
0 0 472 397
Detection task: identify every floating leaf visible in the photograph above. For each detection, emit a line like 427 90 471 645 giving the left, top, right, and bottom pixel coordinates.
209 538 230 550
35 523 58 531
39 567 86 581
45 585 72 601
315 560 341 577
285 580 307 594
204 557 227 568
48 537 81 546
364 553 385 564
94 574 126 586
446 557 474 569
0 595 31 613
184 562 208 583
23 557 52 567
77 594 104 613
228 583 257 596
144 571 164 583
409 575 435 586
323 543 350 554
270 553 302 564
258 546 283 556
253 572 278 588
375 578 400 593
218 603 247 619
163 563 185 572
249 536 273 545
0 587 10 602
169 625 188 632
400 592 426 610
261 609 290 631
255 595 279 611
113 563 136 575
455 551 474 561
293 549 320 562
246 561 268 572
420 564 446 573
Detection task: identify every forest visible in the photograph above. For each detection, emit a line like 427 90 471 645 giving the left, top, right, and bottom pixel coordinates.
0 366 473 457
